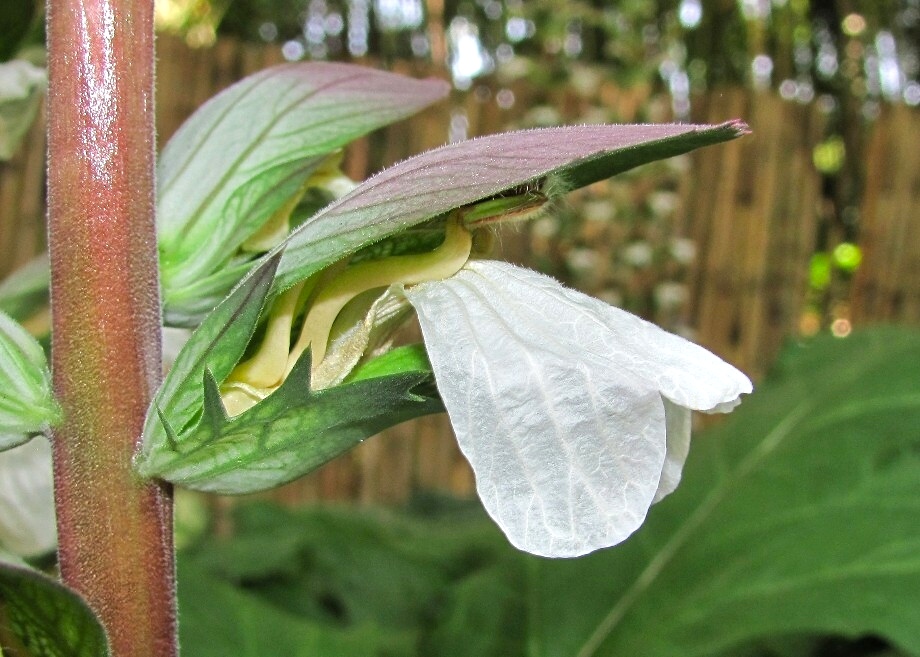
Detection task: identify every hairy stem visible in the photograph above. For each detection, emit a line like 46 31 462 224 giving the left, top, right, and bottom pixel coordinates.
46 1 176 655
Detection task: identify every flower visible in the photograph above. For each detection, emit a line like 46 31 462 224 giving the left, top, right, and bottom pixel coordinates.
402 259 752 558
140 120 753 547
203 216 751 559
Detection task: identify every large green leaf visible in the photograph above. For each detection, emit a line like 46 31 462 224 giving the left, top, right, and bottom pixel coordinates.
177 501 517 656
157 63 448 324
530 327 920 657
0 560 109 657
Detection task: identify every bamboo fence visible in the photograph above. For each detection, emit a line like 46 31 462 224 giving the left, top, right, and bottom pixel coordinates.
678 89 826 380
1 36 918 505
0 107 45 280
850 102 920 325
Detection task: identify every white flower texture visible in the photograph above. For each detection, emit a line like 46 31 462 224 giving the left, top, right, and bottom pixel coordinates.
0 436 56 557
403 260 752 558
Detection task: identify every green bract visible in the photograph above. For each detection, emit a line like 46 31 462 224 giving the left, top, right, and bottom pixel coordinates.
0 310 58 450
157 62 449 326
136 253 442 492
269 121 749 295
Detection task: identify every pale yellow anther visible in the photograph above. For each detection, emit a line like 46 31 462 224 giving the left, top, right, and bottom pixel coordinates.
225 281 304 389
287 217 473 375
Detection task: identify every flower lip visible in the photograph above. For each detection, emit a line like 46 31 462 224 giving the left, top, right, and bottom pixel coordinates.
404 260 752 558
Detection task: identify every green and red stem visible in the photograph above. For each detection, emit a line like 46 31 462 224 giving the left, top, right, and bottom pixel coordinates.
46 1 176 655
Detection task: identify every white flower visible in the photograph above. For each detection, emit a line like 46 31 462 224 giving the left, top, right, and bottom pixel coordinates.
403 260 752 558
0 436 56 557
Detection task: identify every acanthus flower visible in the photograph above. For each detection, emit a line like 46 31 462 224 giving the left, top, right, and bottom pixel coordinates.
213 214 751 558
139 120 753 559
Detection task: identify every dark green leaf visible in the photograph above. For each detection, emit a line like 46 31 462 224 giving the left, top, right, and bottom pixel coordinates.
0 561 109 657
178 558 415 657
178 501 517 655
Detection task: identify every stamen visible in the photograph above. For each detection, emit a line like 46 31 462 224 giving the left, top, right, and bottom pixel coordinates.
287 217 472 373
224 280 305 389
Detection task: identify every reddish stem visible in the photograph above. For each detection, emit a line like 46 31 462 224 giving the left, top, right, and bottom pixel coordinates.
46 1 176 655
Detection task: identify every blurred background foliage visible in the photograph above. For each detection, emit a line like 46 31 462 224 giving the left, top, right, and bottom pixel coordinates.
156 0 920 110
174 328 920 657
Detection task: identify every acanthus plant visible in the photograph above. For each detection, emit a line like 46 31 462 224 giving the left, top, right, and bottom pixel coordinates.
0 59 751 650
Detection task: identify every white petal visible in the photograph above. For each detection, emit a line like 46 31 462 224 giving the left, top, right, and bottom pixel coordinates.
0 436 56 557
459 261 752 412
406 261 753 556
405 265 669 557
653 399 692 503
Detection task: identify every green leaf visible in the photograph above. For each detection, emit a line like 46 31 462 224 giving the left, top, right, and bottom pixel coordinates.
0 311 58 447
269 121 747 293
0 560 110 657
528 327 920 657
158 63 448 324
177 501 516 656
422 565 526 657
